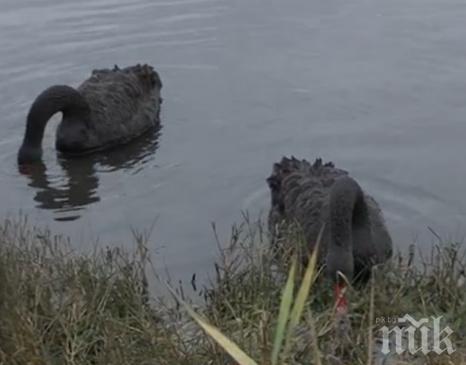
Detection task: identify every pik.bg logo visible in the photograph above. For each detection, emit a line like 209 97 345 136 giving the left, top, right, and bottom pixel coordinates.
377 314 456 355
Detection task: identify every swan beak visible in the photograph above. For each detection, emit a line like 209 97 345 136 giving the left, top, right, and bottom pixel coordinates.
334 283 349 314
18 163 39 175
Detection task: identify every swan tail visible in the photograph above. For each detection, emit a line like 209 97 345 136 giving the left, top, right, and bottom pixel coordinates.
266 156 336 234
119 64 162 90
92 64 162 91
266 156 335 192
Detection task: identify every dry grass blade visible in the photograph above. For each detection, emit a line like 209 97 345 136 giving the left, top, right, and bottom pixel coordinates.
166 284 259 365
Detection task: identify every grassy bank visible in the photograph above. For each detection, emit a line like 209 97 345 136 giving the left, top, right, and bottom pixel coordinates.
0 217 465 365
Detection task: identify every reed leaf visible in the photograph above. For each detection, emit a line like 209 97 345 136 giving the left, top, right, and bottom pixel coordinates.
167 285 259 365
271 258 297 365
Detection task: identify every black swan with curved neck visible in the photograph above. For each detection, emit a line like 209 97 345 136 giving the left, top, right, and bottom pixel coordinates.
18 64 162 164
267 157 392 311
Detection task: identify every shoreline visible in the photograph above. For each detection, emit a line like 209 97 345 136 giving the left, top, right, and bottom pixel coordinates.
0 217 465 364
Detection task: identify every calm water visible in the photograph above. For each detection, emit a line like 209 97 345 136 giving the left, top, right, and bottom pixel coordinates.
1 0 466 286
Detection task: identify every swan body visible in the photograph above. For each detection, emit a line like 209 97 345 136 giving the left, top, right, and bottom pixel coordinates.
18 64 162 164
267 157 392 283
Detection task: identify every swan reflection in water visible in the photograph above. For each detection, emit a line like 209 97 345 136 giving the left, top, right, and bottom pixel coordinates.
19 129 160 221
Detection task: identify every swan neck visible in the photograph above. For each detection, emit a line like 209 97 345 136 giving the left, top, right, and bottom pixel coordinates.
18 85 89 163
327 176 368 281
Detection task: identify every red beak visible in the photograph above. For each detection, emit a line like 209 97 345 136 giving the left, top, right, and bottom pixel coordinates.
334 282 348 314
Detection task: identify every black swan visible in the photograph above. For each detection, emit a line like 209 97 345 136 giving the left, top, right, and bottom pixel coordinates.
267 157 392 311
17 64 162 164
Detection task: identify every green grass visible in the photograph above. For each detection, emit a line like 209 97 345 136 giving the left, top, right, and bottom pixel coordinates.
0 217 465 365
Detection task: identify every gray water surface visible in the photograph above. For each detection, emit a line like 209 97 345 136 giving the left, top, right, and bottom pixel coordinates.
1 0 466 285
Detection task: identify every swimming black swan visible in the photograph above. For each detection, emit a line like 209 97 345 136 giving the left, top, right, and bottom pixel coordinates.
267 157 392 311
17 64 162 164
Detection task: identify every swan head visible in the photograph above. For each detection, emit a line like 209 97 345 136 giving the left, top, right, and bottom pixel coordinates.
18 144 42 165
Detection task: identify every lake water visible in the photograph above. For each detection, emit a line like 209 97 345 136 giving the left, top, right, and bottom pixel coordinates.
1 0 466 288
